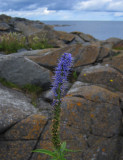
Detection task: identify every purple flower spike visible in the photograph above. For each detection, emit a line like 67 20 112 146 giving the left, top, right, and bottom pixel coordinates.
51 53 73 106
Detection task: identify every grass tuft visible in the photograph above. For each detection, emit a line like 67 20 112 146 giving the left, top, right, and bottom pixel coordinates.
0 32 53 54
0 77 19 88
21 84 42 94
0 32 26 54
28 35 52 50
0 78 43 107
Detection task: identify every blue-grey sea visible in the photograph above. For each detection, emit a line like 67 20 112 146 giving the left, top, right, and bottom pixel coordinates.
42 21 123 40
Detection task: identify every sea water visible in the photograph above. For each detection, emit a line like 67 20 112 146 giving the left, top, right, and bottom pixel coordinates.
42 21 123 40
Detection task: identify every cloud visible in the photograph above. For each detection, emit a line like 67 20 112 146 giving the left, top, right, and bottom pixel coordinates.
25 4 38 10
74 0 111 11
0 0 78 11
107 1 123 11
1 0 123 12
0 7 56 19
114 12 123 17
0 9 118 21
74 0 123 12
46 0 78 10
0 2 8 10
0 0 123 20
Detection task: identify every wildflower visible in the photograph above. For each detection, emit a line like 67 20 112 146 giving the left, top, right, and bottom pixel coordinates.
84 73 86 76
90 113 94 118
110 79 113 82
51 53 74 106
51 53 73 149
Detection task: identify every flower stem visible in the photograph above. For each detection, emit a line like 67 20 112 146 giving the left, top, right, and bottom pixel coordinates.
52 85 62 150
52 102 61 150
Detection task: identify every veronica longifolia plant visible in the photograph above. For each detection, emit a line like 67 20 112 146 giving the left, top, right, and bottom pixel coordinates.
51 53 73 149
33 53 79 160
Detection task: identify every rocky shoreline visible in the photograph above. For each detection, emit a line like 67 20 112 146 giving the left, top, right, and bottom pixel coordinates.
53 24 71 27
0 14 123 160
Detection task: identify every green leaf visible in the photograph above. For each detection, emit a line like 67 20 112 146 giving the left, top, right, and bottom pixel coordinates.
32 149 55 157
61 158 67 160
60 142 66 152
73 71 77 79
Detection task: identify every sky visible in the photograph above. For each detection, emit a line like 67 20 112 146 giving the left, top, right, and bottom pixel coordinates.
0 0 123 21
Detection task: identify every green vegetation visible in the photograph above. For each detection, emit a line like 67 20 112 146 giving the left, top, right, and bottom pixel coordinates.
21 83 42 95
112 51 121 57
0 32 26 54
113 46 123 50
72 71 78 80
114 52 121 57
68 70 79 83
31 98 37 107
28 36 52 50
0 77 19 89
33 141 80 160
0 77 42 107
21 84 43 107
0 32 53 54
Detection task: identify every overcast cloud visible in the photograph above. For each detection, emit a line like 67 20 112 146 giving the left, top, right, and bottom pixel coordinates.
0 0 123 20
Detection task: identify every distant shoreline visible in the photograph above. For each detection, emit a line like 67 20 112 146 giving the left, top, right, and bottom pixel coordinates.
43 21 123 40
53 24 71 27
